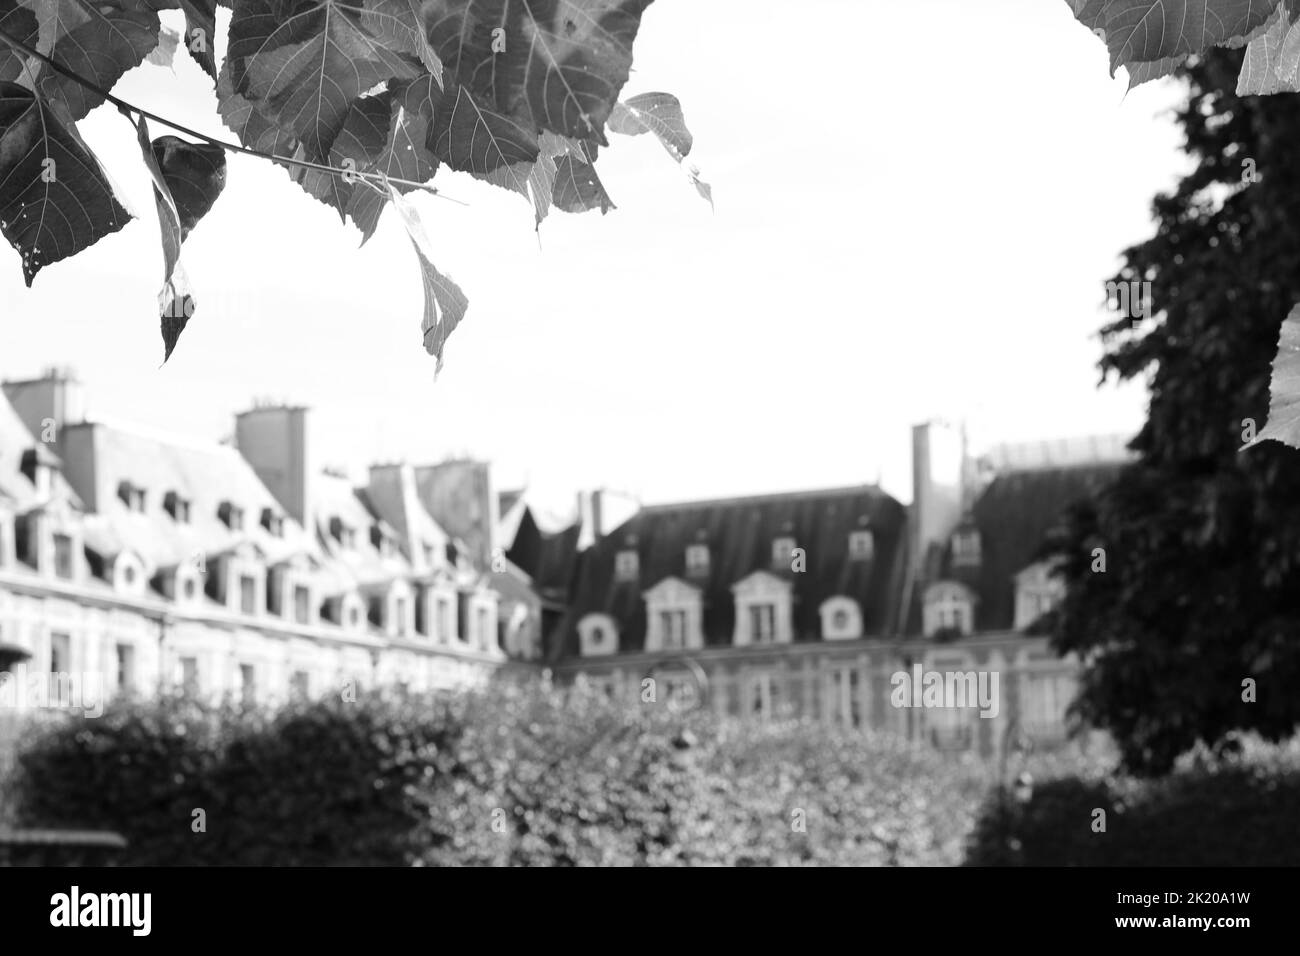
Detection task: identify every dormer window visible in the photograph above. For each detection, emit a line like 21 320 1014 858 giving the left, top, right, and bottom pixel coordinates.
20 447 54 498
330 517 357 549
732 570 794 646
325 592 366 632
748 603 776 643
614 548 639 582
685 542 709 577
219 501 244 530
371 525 395 558
164 491 192 523
819 596 863 640
643 578 703 652
659 610 688 648
261 508 284 537
1014 561 1065 630
114 552 146 595
951 525 981 568
117 481 146 512
922 581 975 638
771 536 796 568
848 529 874 561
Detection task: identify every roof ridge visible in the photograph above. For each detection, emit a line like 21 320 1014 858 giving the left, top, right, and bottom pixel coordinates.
82 417 240 458
640 484 886 513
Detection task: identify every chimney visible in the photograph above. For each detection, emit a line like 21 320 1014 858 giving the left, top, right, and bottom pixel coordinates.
413 460 499 570
577 488 639 549
1 366 86 455
910 420 967 580
234 404 313 526
367 462 440 571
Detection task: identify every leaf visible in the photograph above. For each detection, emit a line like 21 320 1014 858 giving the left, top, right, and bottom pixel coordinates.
135 122 226 362
1068 0 1282 75
178 0 217 81
1238 3 1292 91
226 0 421 160
0 81 131 285
346 76 439 242
387 183 467 371
1252 303 1300 449
216 60 301 159
292 90 391 219
25 0 162 119
1125 55 1186 88
0 0 40 84
1236 1 1300 91
611 92 711 206
146 24 182 69
425 0 653 145
607 92 692 158
136 116 181 284
551 142 613 214
135 116 186 357
153 135 226 238
359 0 443 80
607 91 711 206
428 79 538 189
685 162 711 207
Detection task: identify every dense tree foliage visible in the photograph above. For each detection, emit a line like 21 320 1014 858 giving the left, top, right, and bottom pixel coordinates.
1051 47 1300 774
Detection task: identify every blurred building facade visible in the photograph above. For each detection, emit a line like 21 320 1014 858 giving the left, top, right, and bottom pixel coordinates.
0 369 540 715
505 422 1129 759
0 368 1128 761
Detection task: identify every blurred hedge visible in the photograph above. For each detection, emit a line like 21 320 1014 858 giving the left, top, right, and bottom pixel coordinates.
965 739 1300 866
14 681 1292 866
4 681 989 866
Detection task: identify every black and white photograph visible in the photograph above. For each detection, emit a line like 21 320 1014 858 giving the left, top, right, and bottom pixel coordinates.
0 0 1292 930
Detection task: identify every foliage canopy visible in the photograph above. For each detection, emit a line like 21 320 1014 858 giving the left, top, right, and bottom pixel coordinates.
0 0 707 364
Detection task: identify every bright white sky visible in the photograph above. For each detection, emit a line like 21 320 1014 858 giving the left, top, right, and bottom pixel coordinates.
0 0 1187 515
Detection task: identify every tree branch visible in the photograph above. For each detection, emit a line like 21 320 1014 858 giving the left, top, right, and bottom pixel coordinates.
0 26 464 203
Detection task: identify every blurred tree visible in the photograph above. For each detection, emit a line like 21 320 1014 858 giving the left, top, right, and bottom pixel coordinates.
1052 48 1300 775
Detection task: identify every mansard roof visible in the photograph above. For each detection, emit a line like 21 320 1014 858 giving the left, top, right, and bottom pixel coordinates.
552 484 907 660
363 466 452 573
0 394 80 510
506 505 582 606
920 462 1122 634
312 471 414 592
69 420 309 573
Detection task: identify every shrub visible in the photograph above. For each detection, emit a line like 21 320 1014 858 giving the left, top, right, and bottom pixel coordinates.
9 691 466 866
8 693 224 865
965 737 1300 866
